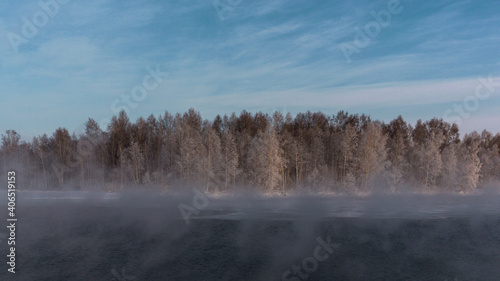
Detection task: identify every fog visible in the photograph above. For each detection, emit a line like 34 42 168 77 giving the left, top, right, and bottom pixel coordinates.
1 190 500 280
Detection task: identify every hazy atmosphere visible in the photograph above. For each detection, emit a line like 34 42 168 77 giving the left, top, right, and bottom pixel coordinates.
1 0 500 280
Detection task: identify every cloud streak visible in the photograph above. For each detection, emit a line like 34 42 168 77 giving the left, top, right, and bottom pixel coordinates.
1 0 499 139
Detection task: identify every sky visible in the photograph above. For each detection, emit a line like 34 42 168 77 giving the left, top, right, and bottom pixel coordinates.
1 0 499 141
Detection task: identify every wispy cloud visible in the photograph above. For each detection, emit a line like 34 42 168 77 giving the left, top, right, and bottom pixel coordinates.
1 0 499 139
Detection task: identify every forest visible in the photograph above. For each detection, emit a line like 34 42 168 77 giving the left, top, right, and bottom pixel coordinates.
1 109 499 194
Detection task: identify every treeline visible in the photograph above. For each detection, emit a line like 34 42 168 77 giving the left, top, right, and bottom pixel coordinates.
1 109 500 194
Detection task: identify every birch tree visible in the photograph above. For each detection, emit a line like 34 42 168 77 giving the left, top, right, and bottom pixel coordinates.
125 141 145 184
356 122 388 190
384 116 410 189
411 132 444 190
32 134 49 189
204 126 222 191
248 123 282 192
440 143 458 190
477 130 500 184
339 124 358 189
221 130 239 190
1 130 21 175
51 127 73 186
458 133 482 192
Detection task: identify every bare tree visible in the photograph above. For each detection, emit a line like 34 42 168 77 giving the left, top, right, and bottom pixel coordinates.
248 123 282 192
33 135 49 189
356 122 388 191
458 132 482 192
3 109 499 194
440 143 458 190
411 132 444 191
1 130 21 175
124 142 145 185
384 116 410 190
221 130 238 190
339 124 358 189
204 126 222 192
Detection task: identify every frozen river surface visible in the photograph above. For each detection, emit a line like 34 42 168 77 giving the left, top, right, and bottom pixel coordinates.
2 191 500 280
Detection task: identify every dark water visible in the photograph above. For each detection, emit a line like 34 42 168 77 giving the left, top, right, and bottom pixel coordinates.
2 192 500 281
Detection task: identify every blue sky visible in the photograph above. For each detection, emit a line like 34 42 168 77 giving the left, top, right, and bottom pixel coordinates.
1 0 499 140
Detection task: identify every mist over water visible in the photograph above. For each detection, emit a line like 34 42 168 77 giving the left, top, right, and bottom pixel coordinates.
2 0 500 279
1 191 500 281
